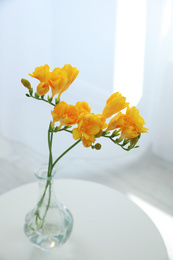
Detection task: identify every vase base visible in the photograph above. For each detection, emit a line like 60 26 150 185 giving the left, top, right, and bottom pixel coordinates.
24 221 73 250
28 233 65 250
24 206 73 250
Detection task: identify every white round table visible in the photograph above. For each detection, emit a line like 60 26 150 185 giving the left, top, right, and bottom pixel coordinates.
0 179 169 260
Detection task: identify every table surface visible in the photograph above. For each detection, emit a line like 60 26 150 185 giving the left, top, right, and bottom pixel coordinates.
0 179 169 260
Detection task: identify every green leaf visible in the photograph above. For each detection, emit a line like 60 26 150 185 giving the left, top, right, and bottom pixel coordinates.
111 130 119 137
48 96 53 103
55 98 60 105
102 131 110 136
115 138 122 144
122 139 129 146
29 88 33 96
35 92 39 99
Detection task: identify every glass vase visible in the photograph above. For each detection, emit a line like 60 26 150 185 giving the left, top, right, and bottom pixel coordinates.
24 166 73 250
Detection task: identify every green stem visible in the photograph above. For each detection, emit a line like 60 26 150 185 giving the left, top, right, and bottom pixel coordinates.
36 126 53 209
58 128 73 134
104 135 132 151
52 139 81 169
48 130 53 177
28 94 55 106
37 180 50 208
35 133 81 229
40 183 52 228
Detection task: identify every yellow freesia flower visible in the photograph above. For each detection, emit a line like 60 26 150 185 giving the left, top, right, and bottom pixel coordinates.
29 64 50 83
107 106 148 140
81 137 94 148
75 101 91 116
36 82 49 96
49 64 79 99
73 112 106 147
49 68 68 99
62 64 79 88
119 126 139 140
126 106 148 134
102 92 129 119
106 112 126 131
29 64 79 99
51 101 79 127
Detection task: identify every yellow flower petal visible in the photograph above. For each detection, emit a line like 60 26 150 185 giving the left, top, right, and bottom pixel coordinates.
62 64 79 86
29 64 50 83
82 137 94 148
106 112 126 131
73 128 82 140
102 92 129 118
51 101 79 126
126 106 148 133
48 65 79 99
72 112 106 147
75 101 91 115
49 68 68 98
119 126 138 140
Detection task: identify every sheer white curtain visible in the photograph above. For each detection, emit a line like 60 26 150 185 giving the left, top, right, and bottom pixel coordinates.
139 0 173 163
0 0 172 162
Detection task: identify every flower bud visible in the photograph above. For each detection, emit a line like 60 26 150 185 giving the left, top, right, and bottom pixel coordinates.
36 82 49 96
94 143 102 150
130 136 139 148
21 78 31 89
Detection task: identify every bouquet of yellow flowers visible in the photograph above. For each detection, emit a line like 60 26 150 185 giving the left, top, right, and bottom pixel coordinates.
21 64 148 249
21 64 148 176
